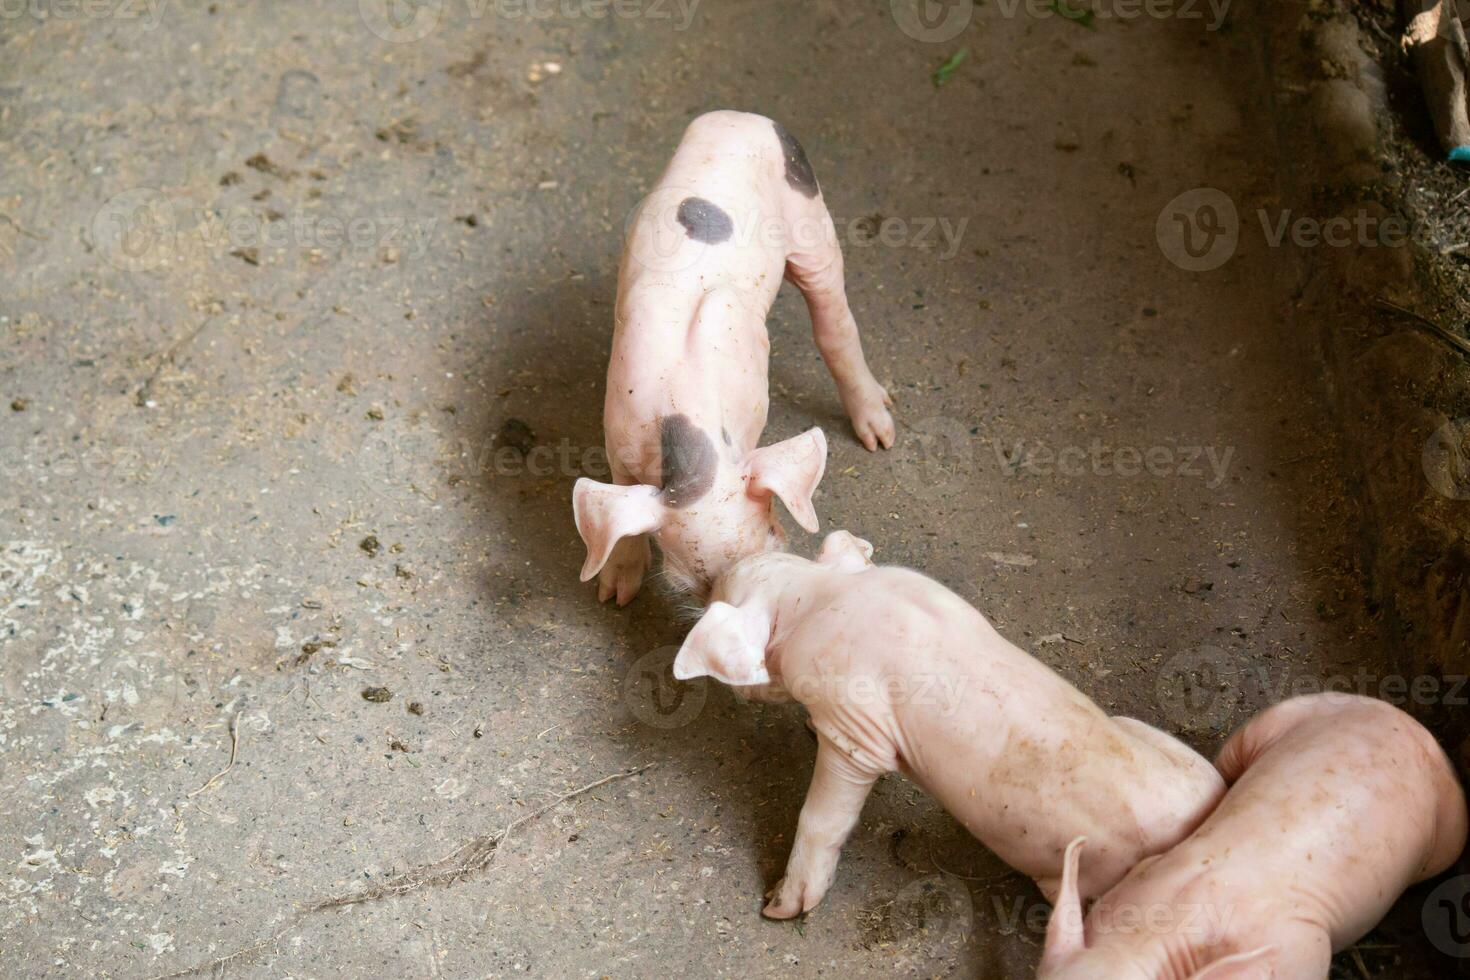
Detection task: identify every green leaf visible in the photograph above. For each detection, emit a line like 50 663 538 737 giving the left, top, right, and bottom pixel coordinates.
933 48 970 88
1050 0 1096 29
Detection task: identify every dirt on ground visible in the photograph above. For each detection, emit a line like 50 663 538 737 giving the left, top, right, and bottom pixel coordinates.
0 1 1460 978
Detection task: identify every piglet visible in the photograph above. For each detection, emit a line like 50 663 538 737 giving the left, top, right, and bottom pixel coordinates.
1039 694 1469 979
673 532 1226 918
573 111 895 605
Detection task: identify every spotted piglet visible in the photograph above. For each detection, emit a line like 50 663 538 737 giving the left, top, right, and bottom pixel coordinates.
573 111 895 605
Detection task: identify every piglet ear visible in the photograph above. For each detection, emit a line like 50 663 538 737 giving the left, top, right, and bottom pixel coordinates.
673 601 772 687
1039 838 1088 974
817 530 875 572
745 427 827 534
572 479 665 582
1186 947 1277 980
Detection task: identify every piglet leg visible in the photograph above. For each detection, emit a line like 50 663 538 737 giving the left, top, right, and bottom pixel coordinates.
785 216 895 452
763 733 879 919
593 465 653 606
597 534 651 606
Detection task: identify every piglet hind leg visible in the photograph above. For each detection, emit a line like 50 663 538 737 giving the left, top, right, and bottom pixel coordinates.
783 207 895 452
763 733 880 919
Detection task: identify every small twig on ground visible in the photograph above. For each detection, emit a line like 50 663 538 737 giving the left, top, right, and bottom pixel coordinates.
136 316 216 407
187 711 241 799
1375 297 1470 359
1350 947 1371 979
148 762 653 979
316 763 654 910
1365 17 1396 46
0 213 47 240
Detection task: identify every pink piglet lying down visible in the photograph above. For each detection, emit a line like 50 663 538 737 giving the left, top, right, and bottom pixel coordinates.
1039 694 1470 980
573 110 895 606
673 532 1226 919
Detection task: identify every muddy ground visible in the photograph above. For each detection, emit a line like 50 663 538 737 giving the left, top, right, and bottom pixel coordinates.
0 1 1460 977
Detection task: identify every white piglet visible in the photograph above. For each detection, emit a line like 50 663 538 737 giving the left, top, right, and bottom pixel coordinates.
573 110 895 605
674 533 1227 919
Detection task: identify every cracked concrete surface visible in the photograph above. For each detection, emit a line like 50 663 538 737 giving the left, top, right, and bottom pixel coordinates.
0 1 1459 977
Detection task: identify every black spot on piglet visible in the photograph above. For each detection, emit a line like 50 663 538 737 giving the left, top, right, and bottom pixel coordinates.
677 197 734 244
773 121 820 199
660 414 717 509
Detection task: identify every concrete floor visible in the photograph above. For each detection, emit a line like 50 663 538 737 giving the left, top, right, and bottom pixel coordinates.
0 1 1456 977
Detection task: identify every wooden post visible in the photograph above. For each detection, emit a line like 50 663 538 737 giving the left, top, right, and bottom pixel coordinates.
1404 0 1470 160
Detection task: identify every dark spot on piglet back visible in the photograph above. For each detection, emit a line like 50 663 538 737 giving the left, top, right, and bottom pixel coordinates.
773 121 819 199
677 197 734 244
660 414 717 509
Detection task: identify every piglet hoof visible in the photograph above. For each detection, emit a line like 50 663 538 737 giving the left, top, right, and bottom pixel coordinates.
762 876 819 920
595 555 647 606
844 384 896 452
